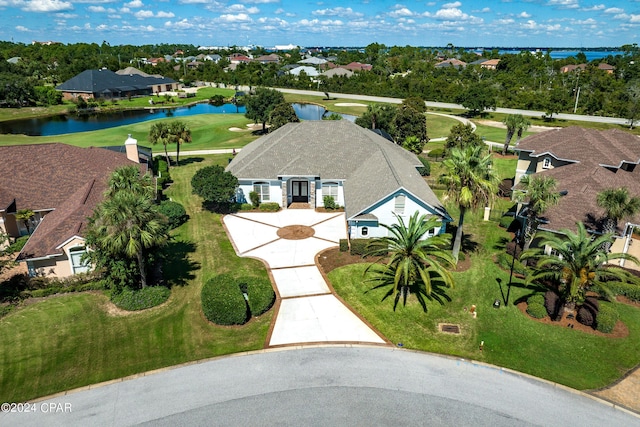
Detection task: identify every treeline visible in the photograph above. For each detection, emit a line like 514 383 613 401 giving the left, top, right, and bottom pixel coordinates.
1 41 639 120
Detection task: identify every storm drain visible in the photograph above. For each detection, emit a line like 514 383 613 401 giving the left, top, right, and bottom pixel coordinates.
438 323 461 334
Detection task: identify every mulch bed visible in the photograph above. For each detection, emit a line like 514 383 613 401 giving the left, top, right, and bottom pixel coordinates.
516 301 630 338
277 225 315 240
317 247 374 274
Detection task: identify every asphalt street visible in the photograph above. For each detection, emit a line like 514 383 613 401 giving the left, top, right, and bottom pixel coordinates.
3 346 638 426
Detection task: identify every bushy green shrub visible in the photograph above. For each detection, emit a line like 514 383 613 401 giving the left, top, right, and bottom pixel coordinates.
427 148 444 159
0 304 13 318
111 286 170 311
607 282 640 301
249 191 260 208
154 156 171 187
526 302 547 319
528 293 545 306
239 203 254 211
596 302 619 333
417 156 431 176
201 274 248 325
158 200 187 230
350 239 370 256
499 216 514 228
6 235 29 254
495 252 526 276
259 202 280 212
339 239 349 252
239 276 275 316
323 195 337 210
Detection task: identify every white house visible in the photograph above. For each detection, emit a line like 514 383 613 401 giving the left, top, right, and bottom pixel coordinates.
226 120 451 239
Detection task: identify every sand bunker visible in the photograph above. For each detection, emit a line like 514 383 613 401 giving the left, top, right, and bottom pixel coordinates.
334 103 367 107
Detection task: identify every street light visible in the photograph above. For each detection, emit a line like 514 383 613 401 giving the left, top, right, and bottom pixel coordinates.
506 228 522 306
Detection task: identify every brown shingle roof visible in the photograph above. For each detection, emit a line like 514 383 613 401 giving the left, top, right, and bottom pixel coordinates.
0 143 144 259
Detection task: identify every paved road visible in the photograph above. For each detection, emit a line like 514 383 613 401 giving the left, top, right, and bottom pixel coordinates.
3 346 637 427
271 88 631 126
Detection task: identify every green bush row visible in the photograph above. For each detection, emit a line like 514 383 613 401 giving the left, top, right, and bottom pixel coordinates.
259 202 280 212
111 286 171 311
607 282 640 302
499 216 515 229
201 273 275 325
349 239 370 256
339 239 349 252
596 302 619 334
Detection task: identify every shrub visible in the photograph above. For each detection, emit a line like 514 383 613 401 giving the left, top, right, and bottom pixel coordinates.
596 302 619 333
249 191 261 208
259 202 280 212
111 286 171 311
339 239 349 252
427 148 444 159
158 200 187 230
527 302 547 319
201 274 248 325
240 203 254 211
6 235 29 254
495 252 526 276
544 291 562 319
528 293 545 306
499 216 514 229
350 239 369 256
238 276 275 317
417 156 431 176
323 195 336 210
607 282 640 301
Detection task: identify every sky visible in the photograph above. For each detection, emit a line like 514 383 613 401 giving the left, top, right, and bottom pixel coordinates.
1 0 639 48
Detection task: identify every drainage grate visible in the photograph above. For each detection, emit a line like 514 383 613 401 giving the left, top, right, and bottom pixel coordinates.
439 323 461 334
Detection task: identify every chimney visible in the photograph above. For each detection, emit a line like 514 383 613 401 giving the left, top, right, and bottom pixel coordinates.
124 134 140 163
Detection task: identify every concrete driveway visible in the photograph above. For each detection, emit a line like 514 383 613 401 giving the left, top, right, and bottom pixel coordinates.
223 210 386 347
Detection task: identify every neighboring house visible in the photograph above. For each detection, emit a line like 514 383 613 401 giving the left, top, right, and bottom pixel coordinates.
322 68 354 78
435 59 467 69
255 54 280 64
298 57 327 66
480 59 500 69
228 53 252 64
514 127 640 265
226 120 451 240
342 62 373 71
560 63 615 74
56 69 178 101
288 66 320 77
0 136 150 278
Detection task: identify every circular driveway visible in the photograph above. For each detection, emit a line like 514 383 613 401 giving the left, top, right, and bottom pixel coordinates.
4 347 638 426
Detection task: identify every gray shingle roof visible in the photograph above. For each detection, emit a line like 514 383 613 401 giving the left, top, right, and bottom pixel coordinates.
227 120 446 220
56 69 176 94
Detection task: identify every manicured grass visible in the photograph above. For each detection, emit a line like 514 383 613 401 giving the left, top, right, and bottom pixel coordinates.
0 114 258 150
329 203 640 391
0 154 272 403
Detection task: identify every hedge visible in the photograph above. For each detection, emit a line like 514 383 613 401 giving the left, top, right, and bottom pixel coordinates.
596 302 619 334
201 274 249 325
350 239 370 256
527 302 548 319
607 282 640 301
259 202 280 212
339 239 349 252
158 200 187 230
111 286 171 311
499 216 514 229
239 276 275 316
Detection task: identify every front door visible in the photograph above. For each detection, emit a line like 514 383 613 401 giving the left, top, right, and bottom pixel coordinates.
291 180 308 203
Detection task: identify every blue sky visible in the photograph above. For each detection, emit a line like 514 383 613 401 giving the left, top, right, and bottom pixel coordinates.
1 0 639 47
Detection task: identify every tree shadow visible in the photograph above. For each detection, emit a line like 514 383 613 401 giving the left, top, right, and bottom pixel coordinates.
202 201 239 214
178 157 205 166
159 239 199 287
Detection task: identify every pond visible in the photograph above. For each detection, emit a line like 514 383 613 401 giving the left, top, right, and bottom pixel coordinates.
0 102 355 136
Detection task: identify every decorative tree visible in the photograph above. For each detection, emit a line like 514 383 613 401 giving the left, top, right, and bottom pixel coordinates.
444 123 483 154
597 187 640 252
244 87 285 132
514 175 561 250
168 121 192 165
191 165 239 212
15 209 35 235
148 122 172 167
268 102 300 131
502 114 530 155
392 105 428 149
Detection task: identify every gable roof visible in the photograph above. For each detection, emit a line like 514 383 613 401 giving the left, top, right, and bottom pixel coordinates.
56 69 175 94
0 143 145 259
227 120 447 220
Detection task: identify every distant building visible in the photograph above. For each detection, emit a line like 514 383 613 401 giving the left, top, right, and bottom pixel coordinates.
560 63 615 74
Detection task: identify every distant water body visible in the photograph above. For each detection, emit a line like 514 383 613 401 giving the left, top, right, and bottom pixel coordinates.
497 50 624 61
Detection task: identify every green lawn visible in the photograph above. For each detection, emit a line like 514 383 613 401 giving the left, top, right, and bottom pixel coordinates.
0 155 272 403
0 114 258 150
329 201 640 391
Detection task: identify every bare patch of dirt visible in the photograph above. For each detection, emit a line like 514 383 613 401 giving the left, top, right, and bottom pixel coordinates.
454 256 472 272
277 225 315 240
617 295 640 308
317 247 373 274
516 301 629 338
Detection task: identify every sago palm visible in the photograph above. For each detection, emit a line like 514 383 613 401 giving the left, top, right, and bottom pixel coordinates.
521 222 639 308
439 145 499 262
364 212 455 311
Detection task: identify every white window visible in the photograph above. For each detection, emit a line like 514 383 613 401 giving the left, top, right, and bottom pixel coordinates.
394 195 406 214
361 226 369 237
69 247 90 274
323 182 339 200
253 182 270 202
542 157 551 169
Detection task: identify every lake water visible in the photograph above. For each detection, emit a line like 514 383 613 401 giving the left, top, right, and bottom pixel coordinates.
0 102 354 136
497 49 624 61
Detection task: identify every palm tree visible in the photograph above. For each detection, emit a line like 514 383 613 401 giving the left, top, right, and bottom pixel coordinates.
502 114 530 155
439 145 499 262
364 213 455 311
515 175 561 250
106 165 154 199
521 222 639 309
148 122 171 167
597 187 640 251
89 191 167 288
168 121 191 165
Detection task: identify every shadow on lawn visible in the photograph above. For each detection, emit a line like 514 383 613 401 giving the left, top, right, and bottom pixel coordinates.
161 239 199 287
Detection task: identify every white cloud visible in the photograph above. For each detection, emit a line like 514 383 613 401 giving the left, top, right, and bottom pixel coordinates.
576 18 597 25
312 7 363 18
125 0 143 8
218 13 252 22
15 25 31 31
519 11 531 18
480 7 490 13
604 7 624 14
241 0 278 3
225 4 259 14
165 18 194 29
442 1 461 8
22 0 73 12
156 11 174 18
581 4 605 11
496 18 515 25
546 0 579 9
389 6 414 18
134 9 153 18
